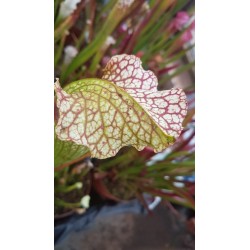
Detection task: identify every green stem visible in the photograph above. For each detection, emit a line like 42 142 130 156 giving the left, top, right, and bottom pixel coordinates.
54 33 66 67
95 0 118 25
134 11 172 52
165 44 195 65
55 198 81 208
55 182 83 193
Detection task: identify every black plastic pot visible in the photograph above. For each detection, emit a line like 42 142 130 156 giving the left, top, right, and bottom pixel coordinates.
54 199 145 245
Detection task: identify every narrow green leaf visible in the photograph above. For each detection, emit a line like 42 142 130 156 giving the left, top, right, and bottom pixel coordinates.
54 131 89 167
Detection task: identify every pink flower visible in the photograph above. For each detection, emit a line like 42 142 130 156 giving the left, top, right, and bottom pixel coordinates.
181 30 193 43
168 11 190 33
167 19 194 56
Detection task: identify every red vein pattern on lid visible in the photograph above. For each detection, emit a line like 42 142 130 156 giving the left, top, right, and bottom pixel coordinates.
54 78 175 159
102 54 187 138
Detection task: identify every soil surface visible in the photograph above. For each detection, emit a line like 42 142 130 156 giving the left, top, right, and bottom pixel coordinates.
55 201 194 250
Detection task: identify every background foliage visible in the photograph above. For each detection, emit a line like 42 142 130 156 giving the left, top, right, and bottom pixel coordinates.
54 0 195 216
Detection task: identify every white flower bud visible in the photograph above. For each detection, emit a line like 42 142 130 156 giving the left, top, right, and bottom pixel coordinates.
63 45 78 65
81 195 90 208
59 0 81 19
75 182 83 189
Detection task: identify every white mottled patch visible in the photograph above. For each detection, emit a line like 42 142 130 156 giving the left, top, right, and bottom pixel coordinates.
147 99 153 105
115 113 124 126
106 127 114 134
77 123 84 134
132 123 140 132
168 105 180 113
152 107 160 113
169 130 178 137
172 114 180 123
166 94 179 103
180 101 186 109
113 127 120 137
60 100 71 112
170 124 180 130
137 127 146 140
82 136 88 145
121 70 129 78
61 111 74 126
181 110 186 115
101 144 109 155
69 125 79 140
120 60 128 68
152 136 160 147
163 114 172 122
131 115 139 123
129 58 135 64
145 133 150 143
159 119 167 129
